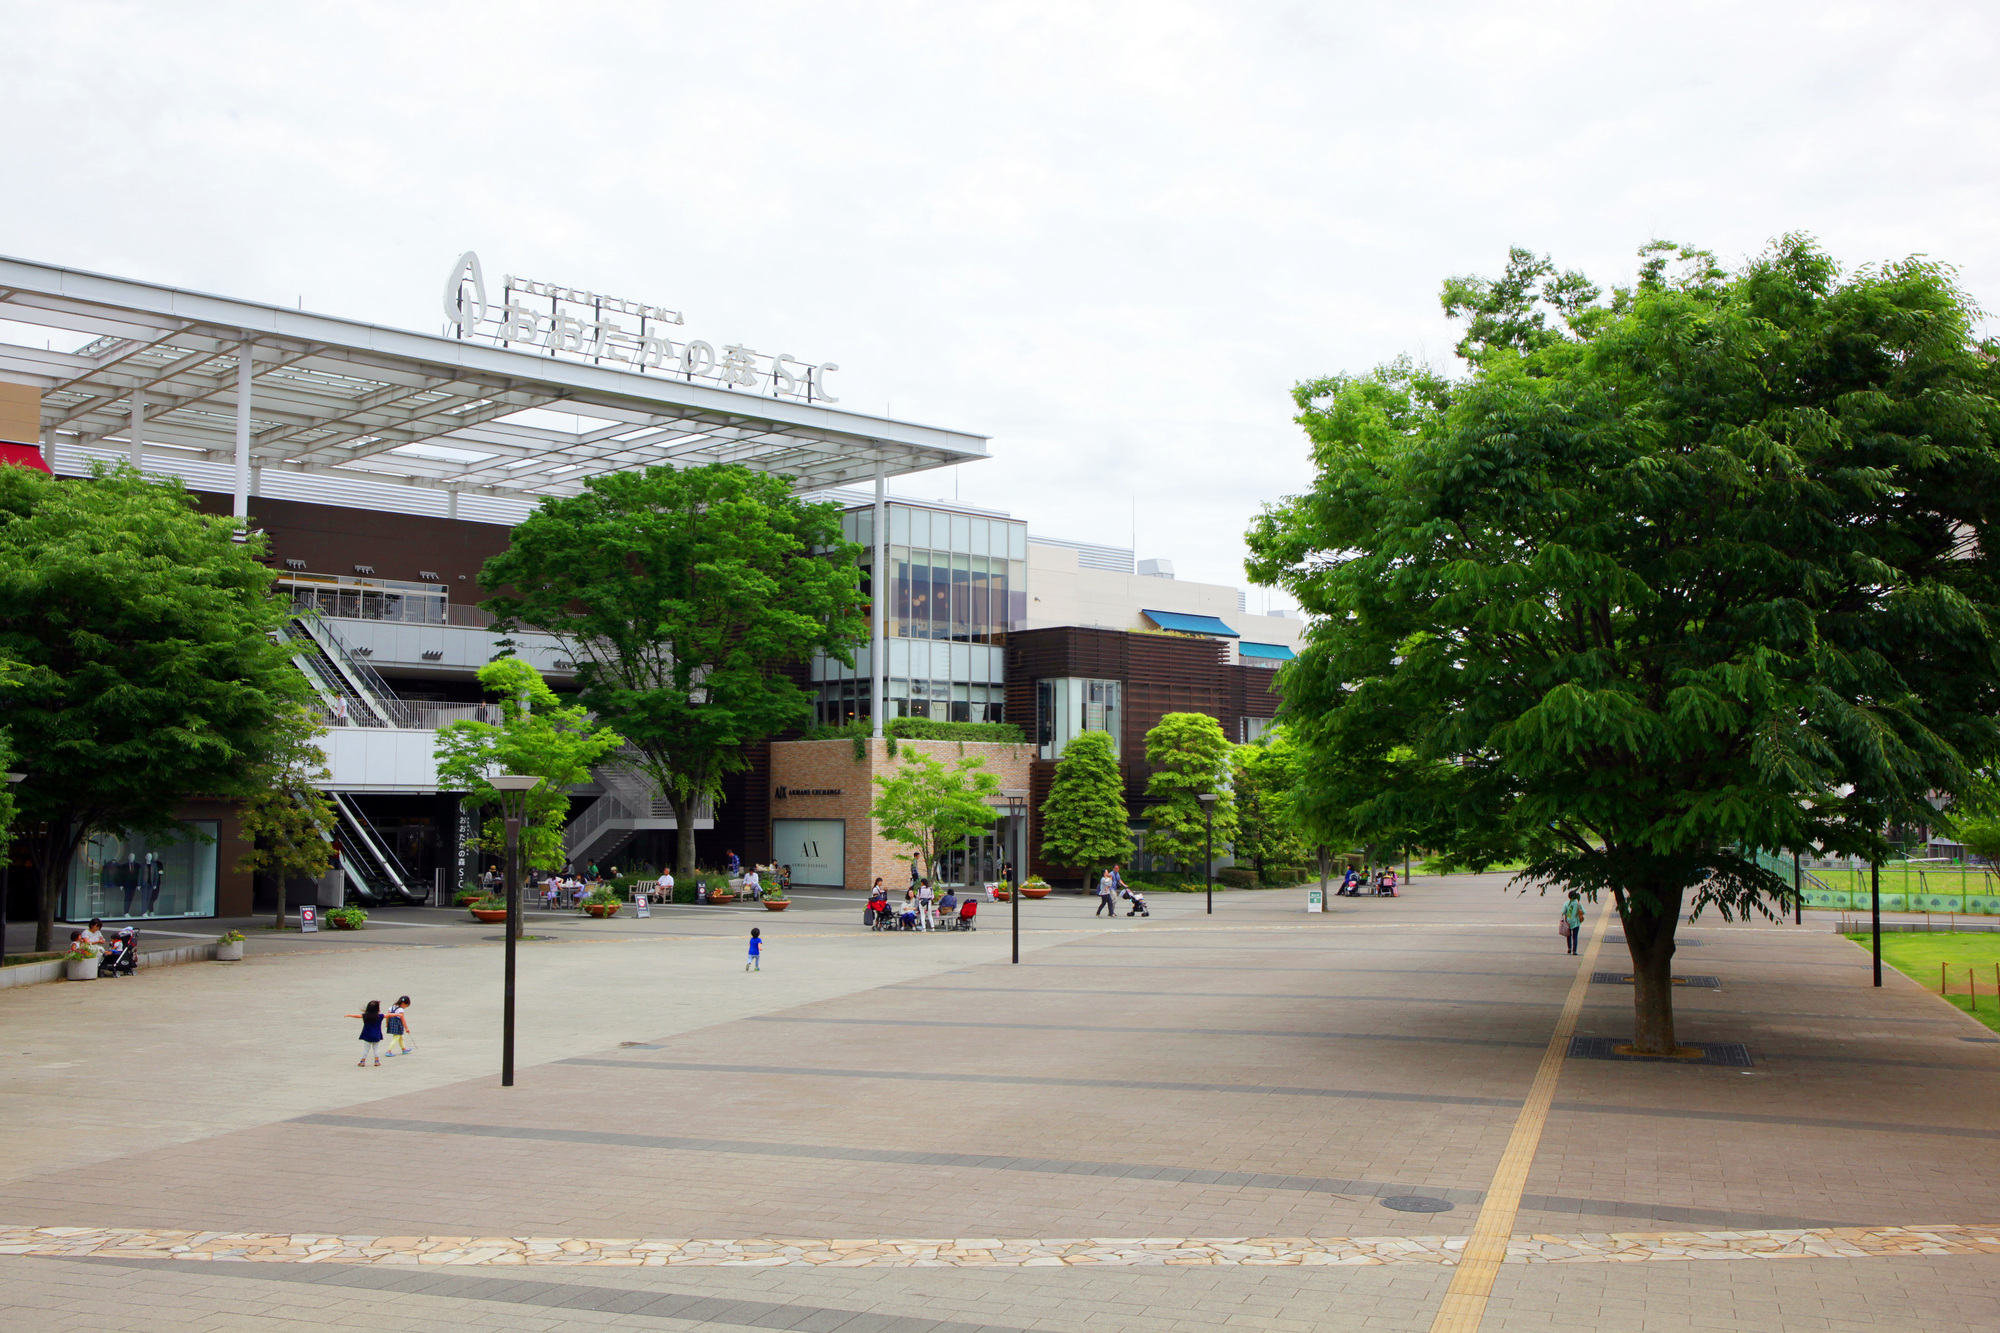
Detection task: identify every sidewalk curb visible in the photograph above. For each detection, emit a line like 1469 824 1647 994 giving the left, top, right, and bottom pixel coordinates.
0 941 221 989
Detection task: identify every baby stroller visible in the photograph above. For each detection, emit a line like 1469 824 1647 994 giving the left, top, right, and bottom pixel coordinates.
951 899 979 931
1122 887 1150 917
866 895 893 930
98 930 138 978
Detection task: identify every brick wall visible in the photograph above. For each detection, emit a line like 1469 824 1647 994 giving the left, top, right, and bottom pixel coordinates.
768 738 1032 890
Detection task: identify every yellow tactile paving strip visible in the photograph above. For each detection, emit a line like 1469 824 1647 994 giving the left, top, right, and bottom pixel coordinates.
1431 909 1610 1331
4 1225 1998 1267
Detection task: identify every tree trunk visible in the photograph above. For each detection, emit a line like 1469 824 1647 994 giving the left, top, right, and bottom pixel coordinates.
1619 880 1686 1056
667 789 700 880
24 817 87 953
1317 845 1329 899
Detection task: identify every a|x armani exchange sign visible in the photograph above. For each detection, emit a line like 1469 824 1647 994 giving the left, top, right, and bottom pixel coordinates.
441 251 840 403
774 786 842 800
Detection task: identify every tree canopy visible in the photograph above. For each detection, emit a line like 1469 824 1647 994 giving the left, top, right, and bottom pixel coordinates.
0 465 314 948
1142 712 1238 873
1248 236 2000 1053
480 464 866 876
870 750 1001 882
1039 730 1132 877
1232 730 1308 883
434 657 625 875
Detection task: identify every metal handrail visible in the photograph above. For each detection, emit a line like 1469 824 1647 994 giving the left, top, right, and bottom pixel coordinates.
296 612 415 728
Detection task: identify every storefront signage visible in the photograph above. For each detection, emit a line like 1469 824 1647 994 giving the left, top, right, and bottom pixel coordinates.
774 785 843 800
442 251 839 403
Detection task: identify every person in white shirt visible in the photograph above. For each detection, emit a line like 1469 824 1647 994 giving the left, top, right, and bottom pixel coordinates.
655 870 673 903
743 868 761 901
917 879 935 930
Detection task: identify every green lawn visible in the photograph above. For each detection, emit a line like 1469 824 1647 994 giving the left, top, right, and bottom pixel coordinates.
1817 865 1998 897
1844 932 2000 1034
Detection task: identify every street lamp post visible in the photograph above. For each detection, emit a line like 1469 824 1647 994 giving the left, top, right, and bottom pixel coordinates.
1000 788 1027 965
2 772 21 957
487 773 542 1087
1198 792 1217 916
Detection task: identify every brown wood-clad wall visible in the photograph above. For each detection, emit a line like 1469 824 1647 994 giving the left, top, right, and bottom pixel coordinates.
1008 627 1284 884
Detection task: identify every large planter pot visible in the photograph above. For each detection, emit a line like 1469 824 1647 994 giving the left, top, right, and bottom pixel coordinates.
710 893 736 905
763 899 790 911
66 956 97 981
585 902 619 919
991 888 1011 902
215 942 244 962
328 918 361 931
1020 886 1052 899
468 907 508 923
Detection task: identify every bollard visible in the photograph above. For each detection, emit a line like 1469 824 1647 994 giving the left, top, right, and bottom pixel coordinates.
1943 962 1950 996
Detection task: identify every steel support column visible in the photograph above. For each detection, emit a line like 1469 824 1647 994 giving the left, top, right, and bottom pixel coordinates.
128 391 145 469
233 345 254 518
872 462 887 739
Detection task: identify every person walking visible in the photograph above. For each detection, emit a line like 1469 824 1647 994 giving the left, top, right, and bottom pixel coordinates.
1561 896 1584 955
384 995 414 1056
347 1000 385 1067
746 927 762 972
1095 868 1117 917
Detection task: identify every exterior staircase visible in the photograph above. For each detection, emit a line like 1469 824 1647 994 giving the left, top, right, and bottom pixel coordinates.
563 751 713 869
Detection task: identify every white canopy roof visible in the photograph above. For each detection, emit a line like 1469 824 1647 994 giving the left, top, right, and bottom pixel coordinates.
0 256 987 502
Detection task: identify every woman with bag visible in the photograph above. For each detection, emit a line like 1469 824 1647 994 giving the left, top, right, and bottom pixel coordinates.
1560 896 1584 955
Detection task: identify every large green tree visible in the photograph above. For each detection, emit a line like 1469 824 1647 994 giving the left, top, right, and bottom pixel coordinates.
1248 237 2000 1053
871 751 1001 882
0 465 314 949
1039 730 1132 879
1142 712 1238 873
434 658 625 885
480 465 866 878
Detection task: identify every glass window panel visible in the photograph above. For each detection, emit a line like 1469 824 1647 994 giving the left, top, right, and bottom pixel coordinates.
890 505 909 545
1009 523 1027 560
950 513 972 551
968 518 989 556
854 510 872 550
951 554 972 642
909 507 931 549
929 553 948 640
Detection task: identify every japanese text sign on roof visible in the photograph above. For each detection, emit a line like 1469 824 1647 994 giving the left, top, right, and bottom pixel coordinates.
441 252 839 404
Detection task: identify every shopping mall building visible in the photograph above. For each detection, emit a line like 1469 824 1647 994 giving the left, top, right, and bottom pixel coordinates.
0 254 1302 919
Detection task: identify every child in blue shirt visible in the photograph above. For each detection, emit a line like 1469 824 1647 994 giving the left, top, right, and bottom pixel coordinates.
745 927 761 972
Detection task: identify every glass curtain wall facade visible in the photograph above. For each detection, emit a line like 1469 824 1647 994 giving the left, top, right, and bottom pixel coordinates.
813 502 1028 726
1034 678 1123 759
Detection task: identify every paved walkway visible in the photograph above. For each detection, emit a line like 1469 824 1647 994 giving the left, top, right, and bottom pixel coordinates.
2 876 1995 1331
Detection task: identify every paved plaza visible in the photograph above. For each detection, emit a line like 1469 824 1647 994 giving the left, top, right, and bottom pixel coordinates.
2 875 1996 1331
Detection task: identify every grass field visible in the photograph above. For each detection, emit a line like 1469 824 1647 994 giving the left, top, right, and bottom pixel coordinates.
1844 932 2000 1035
1817 865 2000 897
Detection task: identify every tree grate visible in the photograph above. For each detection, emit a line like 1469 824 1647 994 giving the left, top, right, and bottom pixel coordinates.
1592 972 1719 989
1568 1037 1752 1067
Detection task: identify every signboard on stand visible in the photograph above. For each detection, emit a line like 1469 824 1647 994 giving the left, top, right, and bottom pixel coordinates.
634 891 650 919
1306 888 1324 913
300 906 318 933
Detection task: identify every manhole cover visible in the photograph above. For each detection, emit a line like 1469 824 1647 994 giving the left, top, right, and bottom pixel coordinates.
1568 1037 1752 1067
1380 1196 1455 1213
1591 972 1720 989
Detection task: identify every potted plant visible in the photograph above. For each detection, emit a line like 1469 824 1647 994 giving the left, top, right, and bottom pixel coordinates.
453 886 487 908
467 896 509 923
762 887 790 911
583 886 621 919
991 884 1011 901
325 906 368 930
215 930 246 962
710 876 737 904
64 946 98 981
1020 877 1053 899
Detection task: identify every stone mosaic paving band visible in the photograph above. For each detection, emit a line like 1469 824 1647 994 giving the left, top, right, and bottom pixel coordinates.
8 1225 1997 1268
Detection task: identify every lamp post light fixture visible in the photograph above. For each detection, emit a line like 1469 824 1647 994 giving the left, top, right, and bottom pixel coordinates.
2 772 20 956
485 772 542 1088
1000 788 1027 965
1198 792 1218 916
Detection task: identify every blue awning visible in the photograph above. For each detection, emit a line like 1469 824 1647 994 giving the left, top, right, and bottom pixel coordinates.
1238 641 1295 661
1142 609 1239 638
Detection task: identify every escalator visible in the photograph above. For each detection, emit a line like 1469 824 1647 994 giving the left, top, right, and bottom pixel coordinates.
332 792 426 906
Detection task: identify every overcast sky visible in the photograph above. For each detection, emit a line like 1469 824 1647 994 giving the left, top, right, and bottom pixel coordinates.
6 1 1997 601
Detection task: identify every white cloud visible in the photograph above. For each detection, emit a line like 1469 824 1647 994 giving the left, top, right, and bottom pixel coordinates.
4 0 1996 596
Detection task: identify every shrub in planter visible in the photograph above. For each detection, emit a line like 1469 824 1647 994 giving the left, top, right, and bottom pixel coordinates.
453 888 486 907
65 946 98 980
582 887 622 918
1216 866 1258 889
325 906 368 930
467 896 509 922
215 928 247 961
1019 877 1053 899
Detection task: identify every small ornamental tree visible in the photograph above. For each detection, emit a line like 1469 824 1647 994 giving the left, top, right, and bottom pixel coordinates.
1143 712 1238 873
434 658 625 874
1248 236 2000 1054
0 464 314 950
235 733 338 931
1039 730 1132 879
1233 730 1308 883
871 751 1001 883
